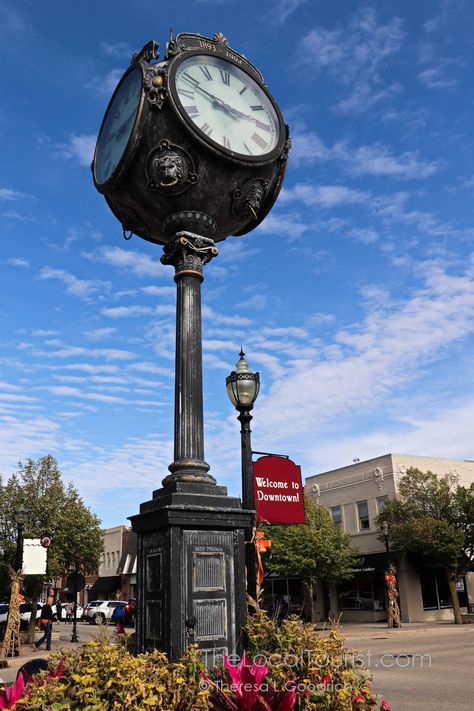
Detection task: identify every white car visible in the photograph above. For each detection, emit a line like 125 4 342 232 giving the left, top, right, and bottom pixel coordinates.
82 600 126 625
52 603 83 621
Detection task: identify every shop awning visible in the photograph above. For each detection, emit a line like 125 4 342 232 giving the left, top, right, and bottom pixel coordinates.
88 576 121 594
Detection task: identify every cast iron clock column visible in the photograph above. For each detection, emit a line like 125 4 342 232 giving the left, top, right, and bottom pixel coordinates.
161 232 217 485
92 30 290 662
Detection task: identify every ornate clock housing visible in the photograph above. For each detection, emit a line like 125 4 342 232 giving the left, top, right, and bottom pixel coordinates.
92 32 291 246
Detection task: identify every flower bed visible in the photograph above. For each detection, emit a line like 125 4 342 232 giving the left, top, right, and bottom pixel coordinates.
0 613 392 710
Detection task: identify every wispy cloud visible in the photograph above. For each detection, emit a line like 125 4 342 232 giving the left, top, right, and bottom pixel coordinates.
83 246 164 278
51 134 96 166
6 257 29 267
100 41 133 58
300 7 405 113
83 327 117 341
85 69 124 94
290 125 439 178
38 267 111 300
0 187 28 201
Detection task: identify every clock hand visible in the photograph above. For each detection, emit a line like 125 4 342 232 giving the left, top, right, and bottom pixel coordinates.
190 83 239 118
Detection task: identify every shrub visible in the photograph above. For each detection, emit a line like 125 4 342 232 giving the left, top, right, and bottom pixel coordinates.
18 635 209 710
243 610 390 710
4 612 391 710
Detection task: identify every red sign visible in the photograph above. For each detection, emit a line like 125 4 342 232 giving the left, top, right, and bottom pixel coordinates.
253 456 305 524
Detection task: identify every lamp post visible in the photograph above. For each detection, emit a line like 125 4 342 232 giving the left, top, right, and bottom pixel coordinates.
226 349 260 601
14 509 27 572
382 520 390 557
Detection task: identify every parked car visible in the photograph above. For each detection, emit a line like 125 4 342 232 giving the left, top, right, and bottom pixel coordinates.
82 600 126 625
52 603 83 621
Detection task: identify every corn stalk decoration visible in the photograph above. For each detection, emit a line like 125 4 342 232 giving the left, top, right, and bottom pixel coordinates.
0 568 23 663
385 563 401 629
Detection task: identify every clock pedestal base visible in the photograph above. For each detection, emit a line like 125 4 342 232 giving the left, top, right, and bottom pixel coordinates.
130 481 252 664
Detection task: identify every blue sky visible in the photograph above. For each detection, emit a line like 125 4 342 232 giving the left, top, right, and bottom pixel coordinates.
1 0 474 528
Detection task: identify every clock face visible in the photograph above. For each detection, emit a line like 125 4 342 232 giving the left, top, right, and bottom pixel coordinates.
173 55 281 158
94 67 143 185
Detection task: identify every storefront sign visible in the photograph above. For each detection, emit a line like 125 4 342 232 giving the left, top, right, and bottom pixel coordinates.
253 456 305 524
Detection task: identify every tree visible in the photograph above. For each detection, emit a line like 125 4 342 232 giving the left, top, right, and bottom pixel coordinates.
377 467 474 625
263 495 359 622
0 455 103 640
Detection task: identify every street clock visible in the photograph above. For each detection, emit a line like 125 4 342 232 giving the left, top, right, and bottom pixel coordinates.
92 31 290 245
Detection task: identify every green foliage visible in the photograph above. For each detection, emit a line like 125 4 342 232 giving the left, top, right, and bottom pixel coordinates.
0 455 103 579
18 635 209 710
377 468 474 575
245 610 389 710
10 615 391 710
263 496 359 586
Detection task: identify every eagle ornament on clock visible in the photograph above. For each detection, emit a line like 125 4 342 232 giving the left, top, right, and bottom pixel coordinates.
92 31 290 245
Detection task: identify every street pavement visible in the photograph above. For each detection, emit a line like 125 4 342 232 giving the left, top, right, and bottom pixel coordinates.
343 622 474 710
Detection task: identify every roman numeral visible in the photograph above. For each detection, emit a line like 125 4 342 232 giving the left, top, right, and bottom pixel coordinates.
239 86 247 95
223 135 231 149
199 65 213 80
182 72 199 87
178 87 194 99
220 70 231 85
200 122 212 136
243 141 253 154
184 105 199 117
250 132 268 150
255 119 271 132
251 104 264 111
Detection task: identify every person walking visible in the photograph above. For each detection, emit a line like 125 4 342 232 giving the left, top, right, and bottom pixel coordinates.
33 597 54 651
55 600 62 623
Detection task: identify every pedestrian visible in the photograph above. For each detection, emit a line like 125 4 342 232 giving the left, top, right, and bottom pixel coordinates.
65 602 73 623
111 604 125 635
33 597 54 652
55 600 62 623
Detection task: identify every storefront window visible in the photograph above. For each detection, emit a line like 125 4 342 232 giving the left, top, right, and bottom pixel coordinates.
420 569 453 610
338 577 385 610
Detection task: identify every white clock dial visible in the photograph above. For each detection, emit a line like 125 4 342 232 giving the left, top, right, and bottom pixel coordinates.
174 55 280 157
94 68 143 185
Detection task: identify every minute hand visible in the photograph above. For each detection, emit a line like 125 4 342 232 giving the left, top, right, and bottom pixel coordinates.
192 84 240 117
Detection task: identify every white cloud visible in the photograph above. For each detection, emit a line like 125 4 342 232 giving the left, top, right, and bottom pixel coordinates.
266 0 308 25
83 327 117 341
85 69 124 94
290 126 439 178
300 7 405 113
0 188 27 201
101 305 154 318
254 259 474 446
6 258 29 267
53 134 96 166
38 267 111 300
83 246 164 277
281 184 370 208
100 42 133 58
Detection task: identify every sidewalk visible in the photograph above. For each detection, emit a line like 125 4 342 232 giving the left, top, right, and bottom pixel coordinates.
333 619 469 639
0 629 81 685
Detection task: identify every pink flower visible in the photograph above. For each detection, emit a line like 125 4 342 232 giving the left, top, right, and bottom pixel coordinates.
381 701 392 711
354 696 364 703
322 673 331 686
224 652 268 710
0 674 25 709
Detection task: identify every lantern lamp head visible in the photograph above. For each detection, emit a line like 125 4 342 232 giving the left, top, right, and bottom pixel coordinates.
226 348 260 408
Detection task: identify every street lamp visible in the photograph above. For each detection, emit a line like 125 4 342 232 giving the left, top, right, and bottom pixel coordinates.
226 349 260 600
14 508 27 571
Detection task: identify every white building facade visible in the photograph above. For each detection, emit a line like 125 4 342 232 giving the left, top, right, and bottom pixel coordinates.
305 454 474 623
